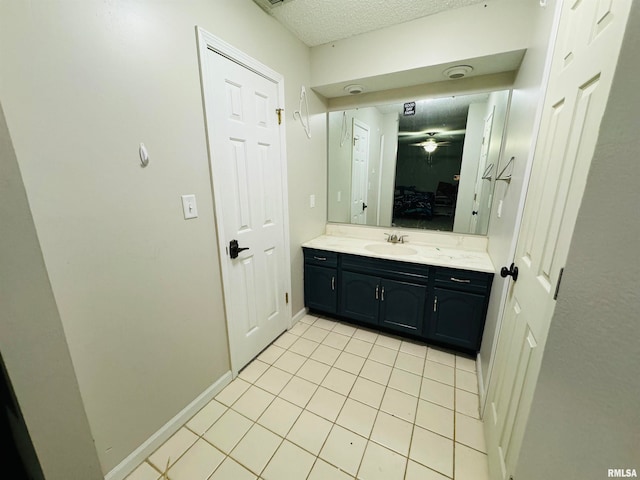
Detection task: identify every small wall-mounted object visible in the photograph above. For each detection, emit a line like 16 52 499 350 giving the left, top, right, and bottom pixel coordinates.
181 194 198 219
139 143 149 168
482 163 494 180
496 156 515 183
293 85 311 139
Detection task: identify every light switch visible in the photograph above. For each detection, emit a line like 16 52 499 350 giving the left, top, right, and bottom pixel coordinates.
181 194 198 219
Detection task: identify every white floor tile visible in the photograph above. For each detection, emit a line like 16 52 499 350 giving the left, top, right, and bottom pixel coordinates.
455 354 477 372
203 409 253 454
409 426 454 478
334 351 366 375
238 359 270 384
230 423 282 476
257 397 302 437
415 399 454 439
455 412 487 453
308 459 355 480
231 385 275 421
370 411 413 456
186 399 226 435
273 331 298 349
333 322 357 337
254 366 293 395
289 337 319 357
166 439 224 480
215 378 251 407
368 344 398 366
262 440 315 480
313 317 339 331
380 387 418 423
336 398 378 438
310 344 341 365
423 360 455 386
454 442 490 480
302 325 331 343
320 425 367 477
124 462 162 480
344 338 374 358
357 441 407 480
295 358 330 385
426 348 456 367
394 352 425 376
360 359 392 385
306 386 346 422
388 368 422 397
349 377 386 409
405 460 450 480
148 427 198 472
322 331 351 350
257 344 286 364
272 350 306 374
286 410 333 455
352 327 378 343
299 314 317 325
278 375 317 407
374 334 402 351
399 340 428 358
209 457 257 480
419 378 454 409
321 367 357 396
289 321 310 336
455 369 479 394
456 389 480 419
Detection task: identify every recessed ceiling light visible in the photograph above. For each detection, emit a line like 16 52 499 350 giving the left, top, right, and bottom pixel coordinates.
344 84 365 95
443 65 474 79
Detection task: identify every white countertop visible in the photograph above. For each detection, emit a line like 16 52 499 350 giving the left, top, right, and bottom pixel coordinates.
302 234 495 274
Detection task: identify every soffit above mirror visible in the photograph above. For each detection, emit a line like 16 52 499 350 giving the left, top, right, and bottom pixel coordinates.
252 0 488 47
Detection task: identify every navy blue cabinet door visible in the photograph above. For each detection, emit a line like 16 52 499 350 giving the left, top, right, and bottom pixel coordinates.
304 265 337 314
428 287 485 351
379 279 427 335
339 271 379 326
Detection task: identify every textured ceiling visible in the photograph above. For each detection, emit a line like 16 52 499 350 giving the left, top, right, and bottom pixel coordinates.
255 0 489 47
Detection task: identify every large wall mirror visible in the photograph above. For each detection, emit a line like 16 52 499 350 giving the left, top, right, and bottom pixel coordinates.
327 90 511 236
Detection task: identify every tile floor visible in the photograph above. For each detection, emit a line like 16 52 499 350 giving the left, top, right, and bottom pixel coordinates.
125 314 489 480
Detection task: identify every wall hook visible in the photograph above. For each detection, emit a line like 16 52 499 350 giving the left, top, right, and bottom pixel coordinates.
293 85 311 139
496 156 515 183
139 143 150 168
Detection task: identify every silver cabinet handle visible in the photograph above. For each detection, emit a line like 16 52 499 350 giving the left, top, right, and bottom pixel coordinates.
381 286 385 301
331 276 335 291
450 277 471 283
433 296 438 312
375 285 379 300
314 256 327 261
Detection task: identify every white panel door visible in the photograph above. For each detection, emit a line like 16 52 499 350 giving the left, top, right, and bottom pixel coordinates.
351 120 370 225
200 39 289 372
485 1 632 478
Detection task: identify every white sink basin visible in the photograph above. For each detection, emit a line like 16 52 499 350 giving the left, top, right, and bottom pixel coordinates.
364 243 418 256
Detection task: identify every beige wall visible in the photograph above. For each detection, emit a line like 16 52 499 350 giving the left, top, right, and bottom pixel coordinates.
0 102 104 479
0 0 325 475
516 4 640 476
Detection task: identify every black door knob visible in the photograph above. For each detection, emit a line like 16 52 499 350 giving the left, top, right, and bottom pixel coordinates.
500 263 519 281
362 202 368 211
472 210 478 215
229 239 249 259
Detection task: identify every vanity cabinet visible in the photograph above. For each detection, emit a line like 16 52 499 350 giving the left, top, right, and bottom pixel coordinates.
303 247 494 354
303 249 338 314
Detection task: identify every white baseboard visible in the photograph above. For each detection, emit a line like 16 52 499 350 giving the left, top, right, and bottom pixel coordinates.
105 371 232 480
291 307 308 327
476 352 486 418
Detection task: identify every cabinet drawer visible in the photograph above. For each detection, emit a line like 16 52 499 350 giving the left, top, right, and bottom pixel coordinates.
303 248 338 267
434 267 492 293
341 254 429 283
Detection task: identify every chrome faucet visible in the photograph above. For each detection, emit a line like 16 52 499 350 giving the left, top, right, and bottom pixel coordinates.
385 232 407 244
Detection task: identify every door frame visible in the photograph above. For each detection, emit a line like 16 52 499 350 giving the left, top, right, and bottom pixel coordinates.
196 27 293 375
350 118 370 224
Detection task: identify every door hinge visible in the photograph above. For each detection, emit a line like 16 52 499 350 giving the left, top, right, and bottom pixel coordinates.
276 108 284 125
285 292 289 304
553 267 564 300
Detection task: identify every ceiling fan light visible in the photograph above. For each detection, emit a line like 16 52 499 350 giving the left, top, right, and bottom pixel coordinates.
423 139 438 153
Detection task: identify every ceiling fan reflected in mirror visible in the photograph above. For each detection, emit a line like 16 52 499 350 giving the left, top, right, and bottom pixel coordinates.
409 132 452 153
